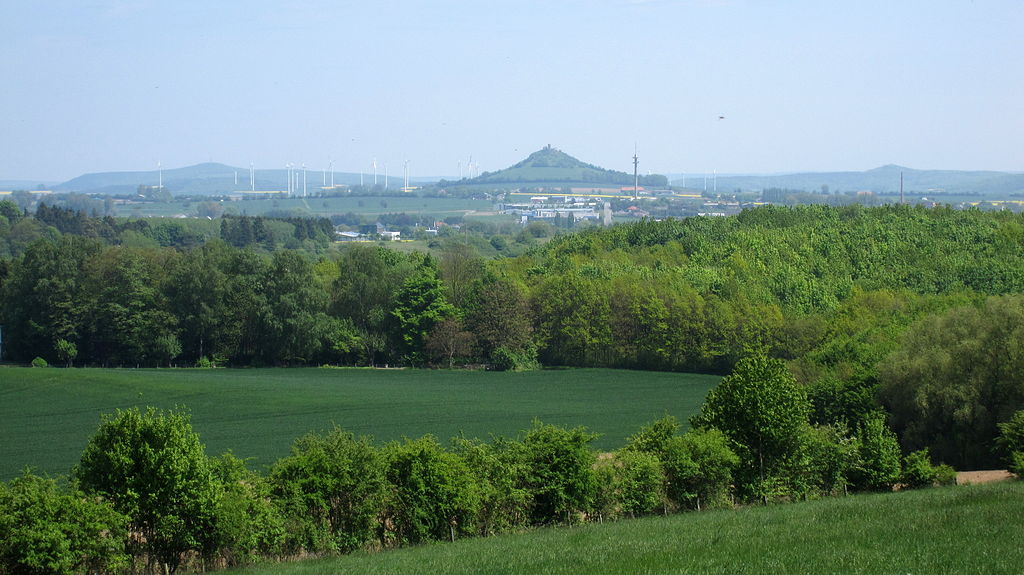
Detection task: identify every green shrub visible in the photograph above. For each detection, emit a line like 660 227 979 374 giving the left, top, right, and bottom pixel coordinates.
0 473 129 575
270 428 384 554
901 448 955 489
451 437 532 536
850 412 902 491
662 428 739 511
593 450 664 520
489 346 539 372
521 421 597 524
998 410 1024 476
1010 451 1024 478
793 424 861 497
623 415 680 456
934 463 957 486
30 357 47 368
211 453 286 566
381 435 480 545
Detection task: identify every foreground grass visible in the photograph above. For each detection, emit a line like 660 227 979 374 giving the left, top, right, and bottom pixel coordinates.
230 481 1024 575
0 367 716 480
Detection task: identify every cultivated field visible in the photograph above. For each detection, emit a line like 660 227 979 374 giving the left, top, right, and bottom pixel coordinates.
123 195 494 219
0 367 717 480
227 481 1024 575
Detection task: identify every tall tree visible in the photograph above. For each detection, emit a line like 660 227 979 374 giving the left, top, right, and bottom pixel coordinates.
85 248 178 366
331 245 416 364
465 274 534 361
391 257 455 364
692 356 811 501
879 295 1024 468
165 241 232 363
0 236 102 363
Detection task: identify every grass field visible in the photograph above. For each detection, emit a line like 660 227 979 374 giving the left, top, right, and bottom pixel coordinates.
226 481 1024 575
120 196 494 219
0 367 717 480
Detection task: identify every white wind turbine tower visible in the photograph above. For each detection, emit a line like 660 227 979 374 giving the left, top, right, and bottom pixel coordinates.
157 161 162 191
302 163 307 197
250 162 255 192
404 159 409 192
373 158 378 186
384 163 388 190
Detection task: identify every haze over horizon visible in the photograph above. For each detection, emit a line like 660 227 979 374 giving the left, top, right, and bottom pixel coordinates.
2 1 1021 183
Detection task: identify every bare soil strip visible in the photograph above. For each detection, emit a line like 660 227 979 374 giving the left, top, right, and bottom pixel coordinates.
956 470 1014 485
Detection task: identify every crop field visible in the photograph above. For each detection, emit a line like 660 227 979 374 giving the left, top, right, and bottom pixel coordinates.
228 481 1024 575
121 195 494 219
0 367 717 480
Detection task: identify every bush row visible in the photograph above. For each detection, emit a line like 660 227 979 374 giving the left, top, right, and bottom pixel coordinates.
1 386 970 575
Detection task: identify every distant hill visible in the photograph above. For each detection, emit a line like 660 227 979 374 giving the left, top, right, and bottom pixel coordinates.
54 163 403 196
678 165 1024 196
446 146 668 188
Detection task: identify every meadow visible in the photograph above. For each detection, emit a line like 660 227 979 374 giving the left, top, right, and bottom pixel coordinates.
227 481 1024 575
0 367 717 480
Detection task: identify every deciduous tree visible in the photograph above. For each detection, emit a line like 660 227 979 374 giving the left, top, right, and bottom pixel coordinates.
692 356 810 501
74 407 221 573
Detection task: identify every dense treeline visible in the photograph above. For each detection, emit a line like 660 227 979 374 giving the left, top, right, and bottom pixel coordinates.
4 373 985 575
0 202 339 257
4 204 1024 467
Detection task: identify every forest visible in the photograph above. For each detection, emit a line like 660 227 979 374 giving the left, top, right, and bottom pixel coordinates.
3 202 1024 470
4 200 1024 573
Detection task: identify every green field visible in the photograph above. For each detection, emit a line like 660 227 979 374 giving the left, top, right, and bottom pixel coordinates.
226 481 1024 575
0 367 717 480
120 195 494 219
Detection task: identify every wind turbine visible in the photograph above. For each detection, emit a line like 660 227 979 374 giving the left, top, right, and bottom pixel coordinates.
157 161 162 191
404 159 409 192
302 163 307 197
373 158 378 186
632 144 639 201
250 162 255 192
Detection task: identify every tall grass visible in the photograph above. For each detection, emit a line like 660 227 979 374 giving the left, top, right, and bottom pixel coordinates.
229 481 1024 575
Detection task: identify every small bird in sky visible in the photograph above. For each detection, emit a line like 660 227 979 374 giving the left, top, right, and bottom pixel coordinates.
718 115 726 120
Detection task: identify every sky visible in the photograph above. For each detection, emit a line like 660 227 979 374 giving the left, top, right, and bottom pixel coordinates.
2 0 1022 182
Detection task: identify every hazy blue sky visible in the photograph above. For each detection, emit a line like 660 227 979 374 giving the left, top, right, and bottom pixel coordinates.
2 0 1021 181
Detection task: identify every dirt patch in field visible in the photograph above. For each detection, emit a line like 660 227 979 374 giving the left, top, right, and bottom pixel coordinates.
956 470 1015 485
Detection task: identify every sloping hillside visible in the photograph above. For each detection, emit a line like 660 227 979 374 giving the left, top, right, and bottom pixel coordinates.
447 146 667 187
696 164 1024 195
